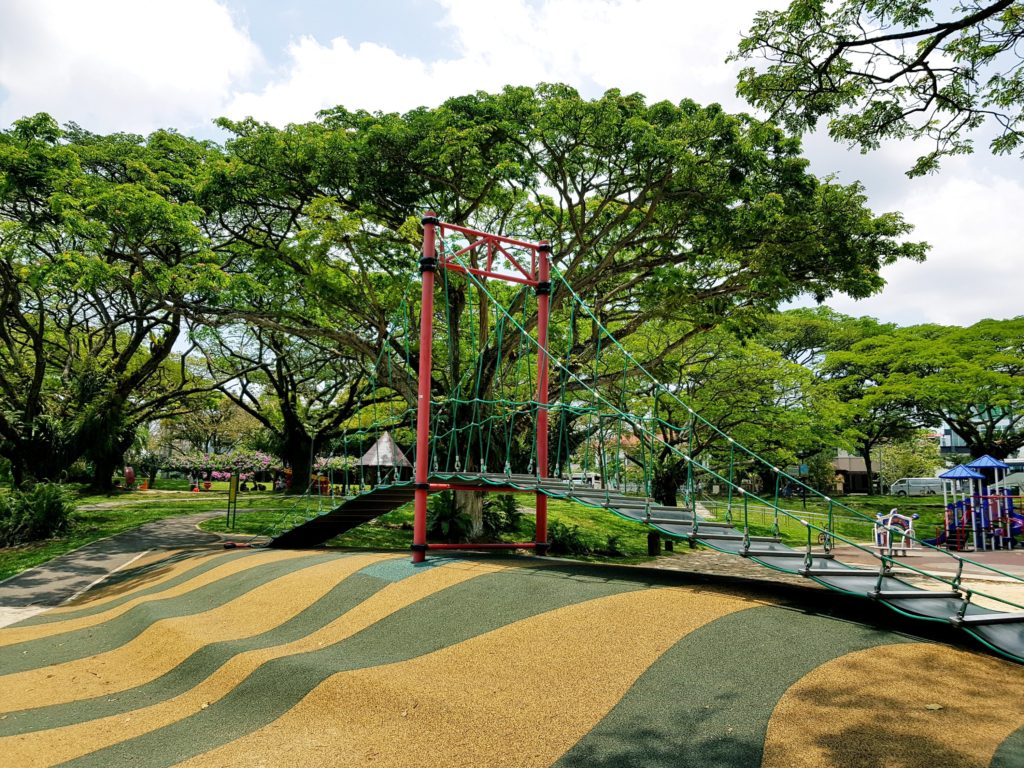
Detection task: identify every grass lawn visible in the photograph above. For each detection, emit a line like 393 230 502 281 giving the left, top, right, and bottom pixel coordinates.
0 489 293 581
7 483 951 583
700 493 949 549
200 493 663 564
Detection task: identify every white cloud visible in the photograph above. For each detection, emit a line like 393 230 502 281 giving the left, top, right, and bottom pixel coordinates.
0 0 261 134
822 172 1024 326
223 0 778 123
1 0 1018 326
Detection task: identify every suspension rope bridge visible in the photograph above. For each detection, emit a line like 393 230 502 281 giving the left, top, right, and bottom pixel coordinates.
264 214 1024 664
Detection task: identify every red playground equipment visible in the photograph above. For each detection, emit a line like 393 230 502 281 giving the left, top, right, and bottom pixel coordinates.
411 213 552 563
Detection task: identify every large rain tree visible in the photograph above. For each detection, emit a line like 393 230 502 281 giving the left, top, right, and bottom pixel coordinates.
734 1 1024 175
0 116 226 488
206 84 926 532
826 318 1024 459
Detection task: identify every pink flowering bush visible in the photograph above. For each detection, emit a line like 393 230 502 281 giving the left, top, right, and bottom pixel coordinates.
169 450 280 475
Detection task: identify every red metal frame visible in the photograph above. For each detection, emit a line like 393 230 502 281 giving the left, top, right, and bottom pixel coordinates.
412 214 551 563
412 214 438 564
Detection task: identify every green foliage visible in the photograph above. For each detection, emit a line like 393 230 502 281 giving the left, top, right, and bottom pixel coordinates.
426 490 472 543
825 318 1024 459
482 493 523 538
0 117 222 489
547 520 592 556
0 85 929 503
602 534 624 557
734 1 1024 173
639 323 841 503
877 432 943 489
0 483 76 546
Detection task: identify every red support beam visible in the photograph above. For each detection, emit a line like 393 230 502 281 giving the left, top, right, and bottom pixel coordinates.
494 241 537 282
412 214 551 562
412 212 438 564
439 221 540 251
534 240 551 555
441 261 537 287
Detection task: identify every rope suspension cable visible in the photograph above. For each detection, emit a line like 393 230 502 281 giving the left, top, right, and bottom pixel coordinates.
726 438 735 525
686 408 696 515
553 281 574 480
449 255 794 506
551 269 853 509
470 278 490 472
440 262 460 472
519 288 537 476
485 291 505 475
539 266 1024 590
589 298 606 495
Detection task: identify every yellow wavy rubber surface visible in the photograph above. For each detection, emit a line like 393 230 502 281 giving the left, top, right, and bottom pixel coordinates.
2 558 500 768
762 643 1024 768
0 552 389 712
0 549 289 648
175 586 755 768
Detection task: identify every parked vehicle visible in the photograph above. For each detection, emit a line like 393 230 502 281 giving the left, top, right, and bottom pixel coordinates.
889 477 943 497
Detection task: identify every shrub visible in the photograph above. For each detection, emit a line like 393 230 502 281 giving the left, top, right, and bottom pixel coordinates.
0 483 76 546
547 520 591 556
482 493 524 538
427 491 472 543
603 534 624 556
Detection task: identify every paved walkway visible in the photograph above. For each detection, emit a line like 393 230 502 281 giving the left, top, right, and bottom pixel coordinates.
0 511 226 627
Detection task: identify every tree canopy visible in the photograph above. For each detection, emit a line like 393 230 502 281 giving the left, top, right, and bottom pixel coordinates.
0 86 930 490
0 115 224 488
826 317 1024 459
734 1 1024 175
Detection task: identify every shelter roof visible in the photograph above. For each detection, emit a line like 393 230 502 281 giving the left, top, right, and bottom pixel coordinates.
358 431 411 468
939 465 984 480
965 454 1011 469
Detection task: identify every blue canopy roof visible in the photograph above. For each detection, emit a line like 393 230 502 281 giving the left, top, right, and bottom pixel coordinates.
965 454 1011 469
939 465 984 480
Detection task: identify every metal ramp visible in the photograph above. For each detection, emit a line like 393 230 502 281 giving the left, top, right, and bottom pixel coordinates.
266 471 1024 664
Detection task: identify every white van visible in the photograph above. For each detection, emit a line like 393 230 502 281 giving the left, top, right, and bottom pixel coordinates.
889 477 942 497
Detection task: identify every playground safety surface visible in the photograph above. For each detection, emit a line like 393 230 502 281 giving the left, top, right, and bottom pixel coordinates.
1 548 1022 768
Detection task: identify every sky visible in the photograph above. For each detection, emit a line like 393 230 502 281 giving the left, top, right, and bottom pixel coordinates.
0 0 1020 327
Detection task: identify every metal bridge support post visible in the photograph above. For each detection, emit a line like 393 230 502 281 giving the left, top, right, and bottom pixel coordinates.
412 212 438 564
534 241 552 554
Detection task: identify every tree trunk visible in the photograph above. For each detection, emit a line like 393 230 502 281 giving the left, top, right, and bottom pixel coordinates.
6 434 74 488
8 458 26 490
851 442 876 495
651 465 680 507
90 454 119 493
281 431 314 495
456 490 485 540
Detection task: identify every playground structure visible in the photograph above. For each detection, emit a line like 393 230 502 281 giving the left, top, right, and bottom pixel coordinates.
928 458 1024 552
874 509 918 556
263 215 1024 664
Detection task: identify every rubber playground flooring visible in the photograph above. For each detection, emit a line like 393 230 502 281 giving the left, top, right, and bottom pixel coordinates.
1 549 1022 768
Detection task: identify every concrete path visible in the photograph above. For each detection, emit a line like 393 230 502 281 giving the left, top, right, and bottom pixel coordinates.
0 511 226 627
